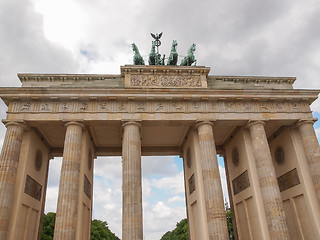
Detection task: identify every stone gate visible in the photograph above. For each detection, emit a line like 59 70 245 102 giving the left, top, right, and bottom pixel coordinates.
0 65 319 240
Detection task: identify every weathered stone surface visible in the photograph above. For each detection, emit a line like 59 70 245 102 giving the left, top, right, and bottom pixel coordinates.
248 121 290 239
297 120 320 201
196 121 229 240
122 121 143 240
0 122 26 239
54 122 84 240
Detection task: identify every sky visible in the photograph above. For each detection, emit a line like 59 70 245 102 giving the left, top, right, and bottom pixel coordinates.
0 0 320 239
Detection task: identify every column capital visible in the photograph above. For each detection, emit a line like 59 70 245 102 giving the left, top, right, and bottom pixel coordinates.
65 121 85 129
295 118 318 128
195 120 215 129
247 120 266 128
122 121 142 129
2 120 28 130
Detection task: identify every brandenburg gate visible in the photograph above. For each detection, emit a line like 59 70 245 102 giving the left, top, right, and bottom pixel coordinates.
0 65 319 240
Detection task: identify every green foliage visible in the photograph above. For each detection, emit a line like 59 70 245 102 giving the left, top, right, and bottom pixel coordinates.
226 209 235 239
41 213 120 240
91 219 120 240
41 212 56 240
160 218 188 240
160 209 235 240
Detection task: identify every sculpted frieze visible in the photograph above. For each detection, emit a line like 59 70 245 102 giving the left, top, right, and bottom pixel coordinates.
130 74 203 88
12 100 311 114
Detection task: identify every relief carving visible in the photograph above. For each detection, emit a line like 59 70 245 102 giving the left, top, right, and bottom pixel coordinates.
208 102 217 112
225 102 234 111
117 102 128 112
20 102 32 111
130 75 202 87
61 102 69 111
274 103 284 111
188 174 196 194
24 175 42 201
13 100 311 114
260 104 269 111
232 170 250 195
244 103 252 111
40 103 50 111
277 168 300 192
155 102 165 112
172 102 183 111
136 103 145 111
293 103 300 111
79 102 89 111
98 102 108 111
83 174 92 199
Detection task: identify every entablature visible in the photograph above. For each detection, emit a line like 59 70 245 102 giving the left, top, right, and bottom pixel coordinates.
0 88 318 105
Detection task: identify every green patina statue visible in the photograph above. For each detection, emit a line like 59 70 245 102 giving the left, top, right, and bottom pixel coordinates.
149 41 157 65
131 33 197 66
132 43 145 65
149 41 165 65
167 40 178 66
180 43 197 66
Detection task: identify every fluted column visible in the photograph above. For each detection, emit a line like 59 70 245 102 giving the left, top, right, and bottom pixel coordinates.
296 119 320 201
196 121 229 240
122 121 143 240
54 122 84 240
248 120 289 239
0 121 26 239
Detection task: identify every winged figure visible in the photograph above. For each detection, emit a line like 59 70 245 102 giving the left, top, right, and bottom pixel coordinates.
151 32 163 41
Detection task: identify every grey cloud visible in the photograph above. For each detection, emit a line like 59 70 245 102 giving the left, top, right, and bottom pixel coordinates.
0 0 79 86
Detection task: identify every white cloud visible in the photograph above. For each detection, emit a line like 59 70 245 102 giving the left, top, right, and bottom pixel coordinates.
150 171 185 195
168 196 185 203
44 158 62 213
142 156 178 177
44 185 59 213
219 166 230 205
143 201 186 240
316 128 320 140
311 100 320 113
92 172 122 237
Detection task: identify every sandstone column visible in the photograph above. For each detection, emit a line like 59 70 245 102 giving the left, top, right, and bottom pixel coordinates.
296 119 320 201
54 122 84 240
196 121 229 240
248 120 289 239
122 121 143 240
0 121 26 239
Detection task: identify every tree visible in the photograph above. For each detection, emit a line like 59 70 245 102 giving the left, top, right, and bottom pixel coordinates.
91 219 120 240
160 218 188 240
41 213 120 240
160 208 235 240
41 212 56 240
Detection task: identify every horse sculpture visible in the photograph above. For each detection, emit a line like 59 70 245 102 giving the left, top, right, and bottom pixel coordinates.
167 40 178 65
149 41 158 65
180 43 197 66
132 43 145 65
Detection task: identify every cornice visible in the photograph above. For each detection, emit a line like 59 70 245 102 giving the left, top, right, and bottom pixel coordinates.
0 87 318 105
